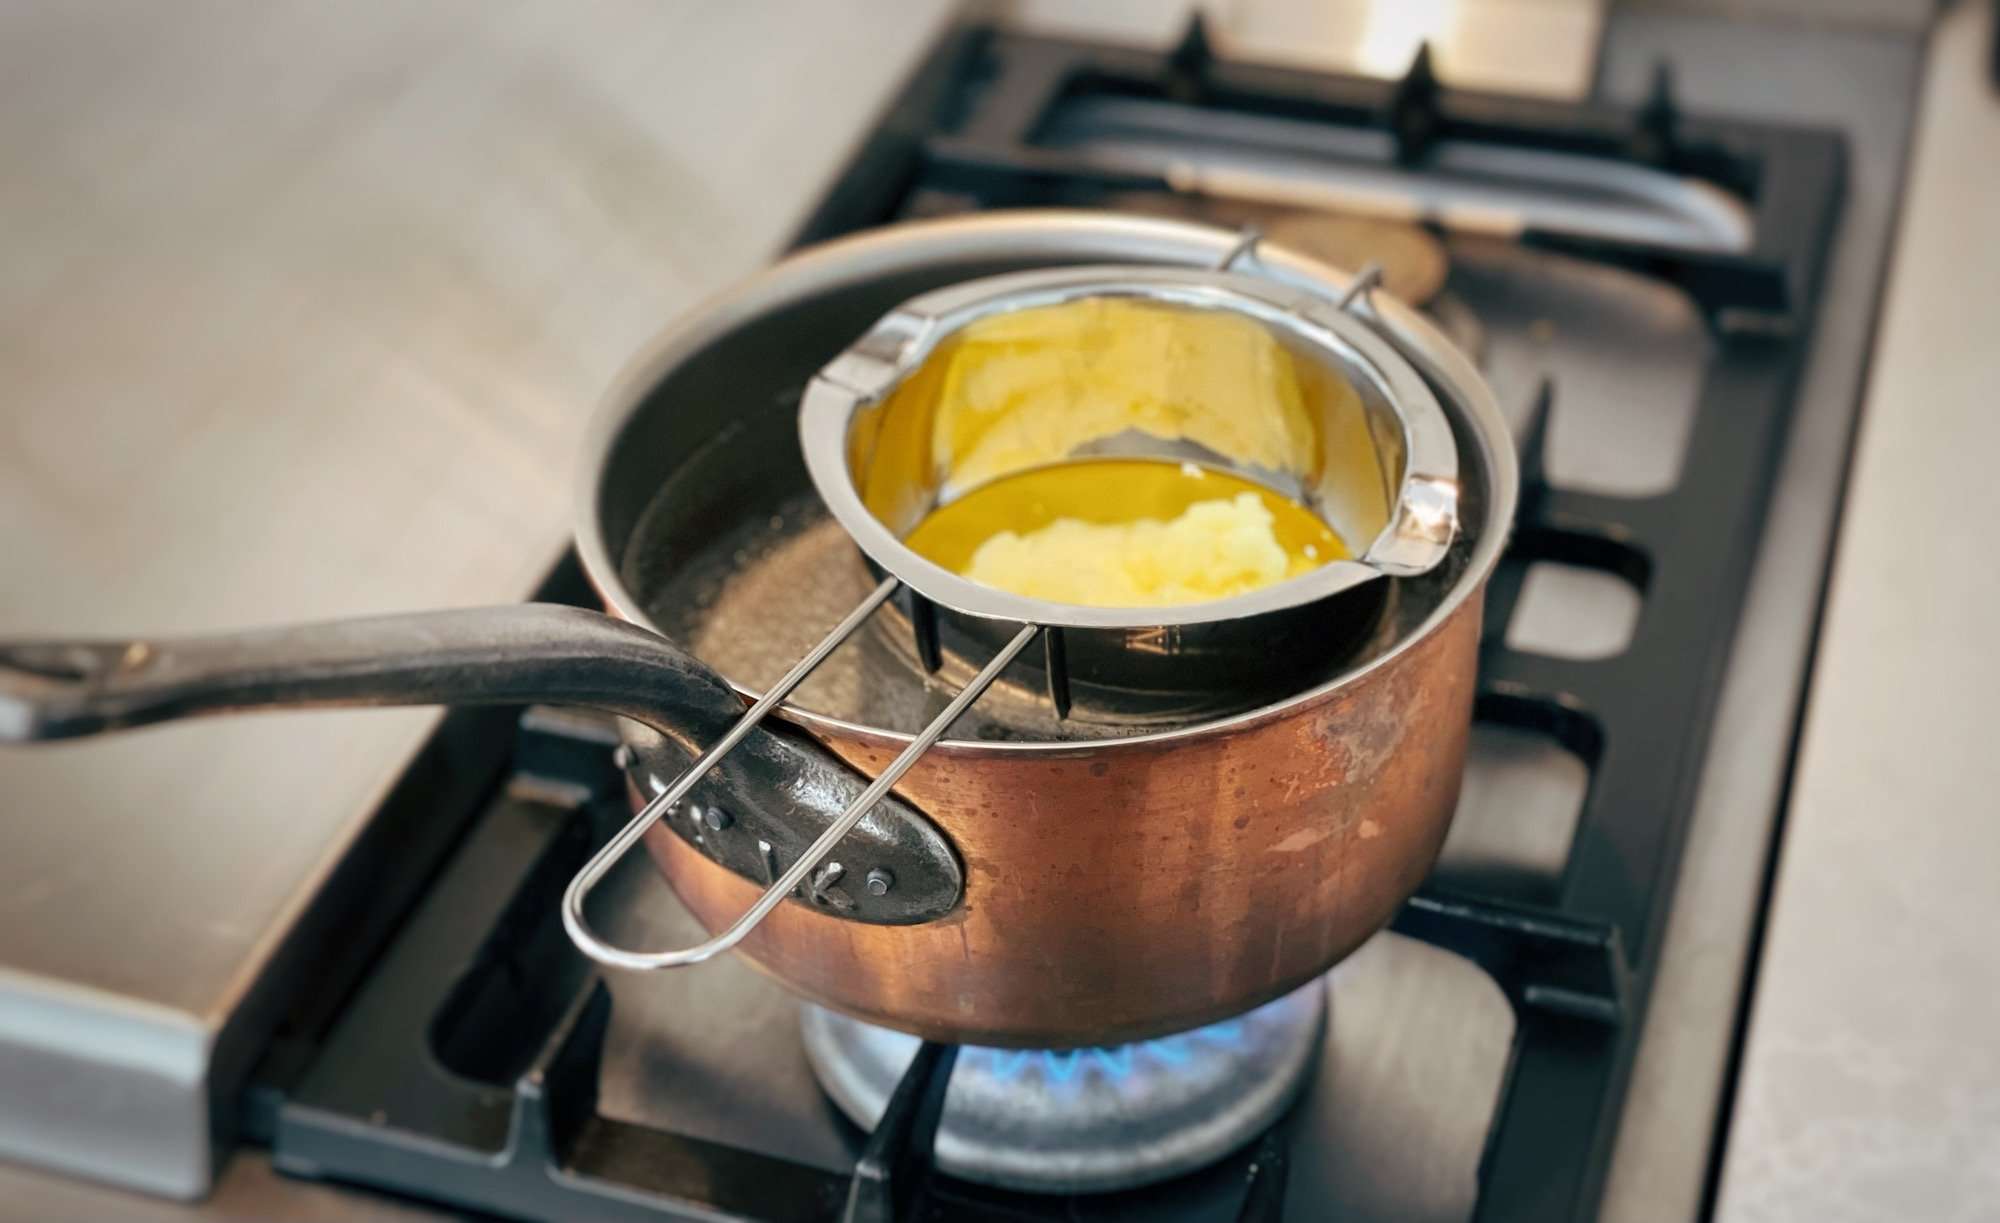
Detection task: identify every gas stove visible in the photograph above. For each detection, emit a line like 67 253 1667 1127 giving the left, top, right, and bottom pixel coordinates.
5 12 1925 1223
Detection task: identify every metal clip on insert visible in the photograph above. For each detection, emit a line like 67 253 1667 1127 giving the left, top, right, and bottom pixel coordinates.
560 576 1038 971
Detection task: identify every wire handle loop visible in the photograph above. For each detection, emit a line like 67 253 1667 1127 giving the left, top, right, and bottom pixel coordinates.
561 574 1037 971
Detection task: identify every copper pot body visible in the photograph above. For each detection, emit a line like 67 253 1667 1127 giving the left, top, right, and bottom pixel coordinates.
577 211 1516 1046
641 597 1479 1046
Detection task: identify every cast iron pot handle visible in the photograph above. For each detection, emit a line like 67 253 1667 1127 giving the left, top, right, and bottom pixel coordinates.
0 600 965 955
1 604 764 743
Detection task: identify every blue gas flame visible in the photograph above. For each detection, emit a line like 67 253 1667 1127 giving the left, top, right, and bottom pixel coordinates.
967 1012 1252 1085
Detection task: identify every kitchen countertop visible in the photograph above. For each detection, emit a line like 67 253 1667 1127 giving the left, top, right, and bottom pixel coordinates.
1716 2 2000 1218
1590 10 1925 1219
0 0 955 1202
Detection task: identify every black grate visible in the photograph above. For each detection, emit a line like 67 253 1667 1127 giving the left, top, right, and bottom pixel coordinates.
254 19 1843 1223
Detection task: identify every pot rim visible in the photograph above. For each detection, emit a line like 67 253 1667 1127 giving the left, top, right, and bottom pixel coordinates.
574 209 1517 754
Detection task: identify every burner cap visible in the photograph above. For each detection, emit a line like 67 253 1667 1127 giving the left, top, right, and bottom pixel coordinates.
1260 212 1450 307
1096 194 1451 308
802 980 1327 1194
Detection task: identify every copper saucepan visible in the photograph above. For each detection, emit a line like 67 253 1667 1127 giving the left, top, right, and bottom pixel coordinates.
0 212 1516 1047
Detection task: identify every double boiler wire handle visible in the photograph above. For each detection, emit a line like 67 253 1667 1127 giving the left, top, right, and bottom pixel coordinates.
560 575 1036 970
562 247 1461 971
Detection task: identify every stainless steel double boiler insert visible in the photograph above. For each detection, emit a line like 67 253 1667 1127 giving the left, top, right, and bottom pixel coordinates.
800 263 1463 714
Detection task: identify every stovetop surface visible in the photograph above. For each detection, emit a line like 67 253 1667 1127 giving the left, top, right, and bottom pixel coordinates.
249 14 1876 1221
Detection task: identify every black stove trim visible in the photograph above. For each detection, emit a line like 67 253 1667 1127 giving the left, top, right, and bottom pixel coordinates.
255 19 1845 1223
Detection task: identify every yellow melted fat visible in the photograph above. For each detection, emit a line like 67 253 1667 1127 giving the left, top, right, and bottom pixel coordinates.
903 459 1348 608
871 296 1370 607
931 297 1320 494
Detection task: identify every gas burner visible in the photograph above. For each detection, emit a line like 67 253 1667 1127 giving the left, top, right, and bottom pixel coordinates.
1094 192 1486 365
801 980 1327 1194
1098 193 1450 303
1258 211 1450 306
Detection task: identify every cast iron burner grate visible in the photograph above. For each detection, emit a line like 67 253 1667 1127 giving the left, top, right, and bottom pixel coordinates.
244 17 1842 1222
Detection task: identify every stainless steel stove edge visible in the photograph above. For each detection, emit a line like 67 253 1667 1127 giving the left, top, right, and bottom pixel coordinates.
0 970 214 1198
